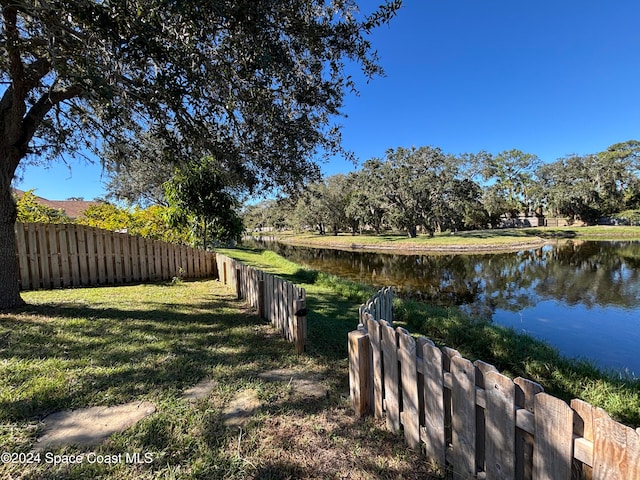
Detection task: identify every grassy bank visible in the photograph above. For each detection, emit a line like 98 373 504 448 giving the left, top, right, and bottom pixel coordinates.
221 247 640 428
0 279 438 479
258 225 640 253
393 299 640 427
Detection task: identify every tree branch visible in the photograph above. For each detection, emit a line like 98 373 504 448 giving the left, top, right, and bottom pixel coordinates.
2 4 23 85
10 84 84 172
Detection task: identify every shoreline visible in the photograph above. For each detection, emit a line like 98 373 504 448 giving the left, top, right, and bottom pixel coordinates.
248 226 640 254
275 236 549 254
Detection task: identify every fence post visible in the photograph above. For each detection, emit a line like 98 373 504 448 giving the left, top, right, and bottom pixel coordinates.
349 328 372 417
294 297 306 354
236 267 241 299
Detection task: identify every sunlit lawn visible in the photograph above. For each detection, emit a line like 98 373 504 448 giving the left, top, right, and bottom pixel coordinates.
4 242 640 479
0 279 438 479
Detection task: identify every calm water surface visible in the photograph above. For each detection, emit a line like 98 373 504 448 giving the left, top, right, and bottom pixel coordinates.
247 238 640 376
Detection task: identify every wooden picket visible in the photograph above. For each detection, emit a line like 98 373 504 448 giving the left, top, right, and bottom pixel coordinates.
15 222 216 290
350 286 640 480
215 253 307 353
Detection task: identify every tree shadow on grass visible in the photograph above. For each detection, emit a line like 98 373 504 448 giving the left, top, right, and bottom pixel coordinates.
0 277 445 479
278 268 319 285
0 289 315 423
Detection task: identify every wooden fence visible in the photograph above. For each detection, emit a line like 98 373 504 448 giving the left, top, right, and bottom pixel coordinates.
349 287 640 480
15 222 216 290
215 253 307 353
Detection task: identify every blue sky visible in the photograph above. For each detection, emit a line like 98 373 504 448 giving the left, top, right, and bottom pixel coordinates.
14 0 640 200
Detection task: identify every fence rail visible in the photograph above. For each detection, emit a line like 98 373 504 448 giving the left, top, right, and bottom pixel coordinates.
349 287 640 480
215 253 307 353
15 222 216 290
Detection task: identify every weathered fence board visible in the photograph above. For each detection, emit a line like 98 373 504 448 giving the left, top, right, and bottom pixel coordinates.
485 371 516 480
451 355 476 479
381 320 400 432
398 327 420 449
215 253 307 353
474 359 498 474
36 223 51 287
27 223 42 287
48 225 62 288
534 393 574 480
349 329 371 417
86 231 98 285
593 410 640 480
15 222 216 290
350 286 640 480
516 377 544 480
420 338 446 468
365 314 384 418
59 225 71 286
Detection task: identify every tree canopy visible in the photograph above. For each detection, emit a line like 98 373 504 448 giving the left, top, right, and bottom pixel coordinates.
164 156 244 247
15 189 70 223
0 0 402 309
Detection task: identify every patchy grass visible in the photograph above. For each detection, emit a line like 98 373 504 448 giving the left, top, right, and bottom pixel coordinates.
521 225 640 240
1 279 438 479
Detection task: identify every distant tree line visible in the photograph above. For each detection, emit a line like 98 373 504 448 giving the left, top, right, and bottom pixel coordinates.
243 140 640 237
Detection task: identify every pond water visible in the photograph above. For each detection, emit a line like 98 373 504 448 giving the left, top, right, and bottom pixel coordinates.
245 238 640 376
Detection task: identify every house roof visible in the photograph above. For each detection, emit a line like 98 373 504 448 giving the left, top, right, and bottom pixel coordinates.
13 189 102 219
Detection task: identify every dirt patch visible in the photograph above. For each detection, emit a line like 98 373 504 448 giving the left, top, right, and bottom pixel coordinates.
34 401 156 450
259 368 329 400
242 403 442 479
182 378 217 402
222 389 261 428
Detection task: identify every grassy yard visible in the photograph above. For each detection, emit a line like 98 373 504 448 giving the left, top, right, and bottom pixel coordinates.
261 225 640 253
0 279 438 479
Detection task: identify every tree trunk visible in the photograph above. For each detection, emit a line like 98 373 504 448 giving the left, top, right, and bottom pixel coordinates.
407 225 417 238
0 162 25 310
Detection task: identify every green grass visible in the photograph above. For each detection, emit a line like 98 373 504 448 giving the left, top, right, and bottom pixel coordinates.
1 278 437 479
261 225 640 253
222 247 640 429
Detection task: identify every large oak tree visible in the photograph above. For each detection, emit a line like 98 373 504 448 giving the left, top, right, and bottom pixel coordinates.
0 0 401 309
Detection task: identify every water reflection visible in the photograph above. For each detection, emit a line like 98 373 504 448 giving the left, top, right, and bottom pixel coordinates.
245 238 640 374
251 239 640 314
